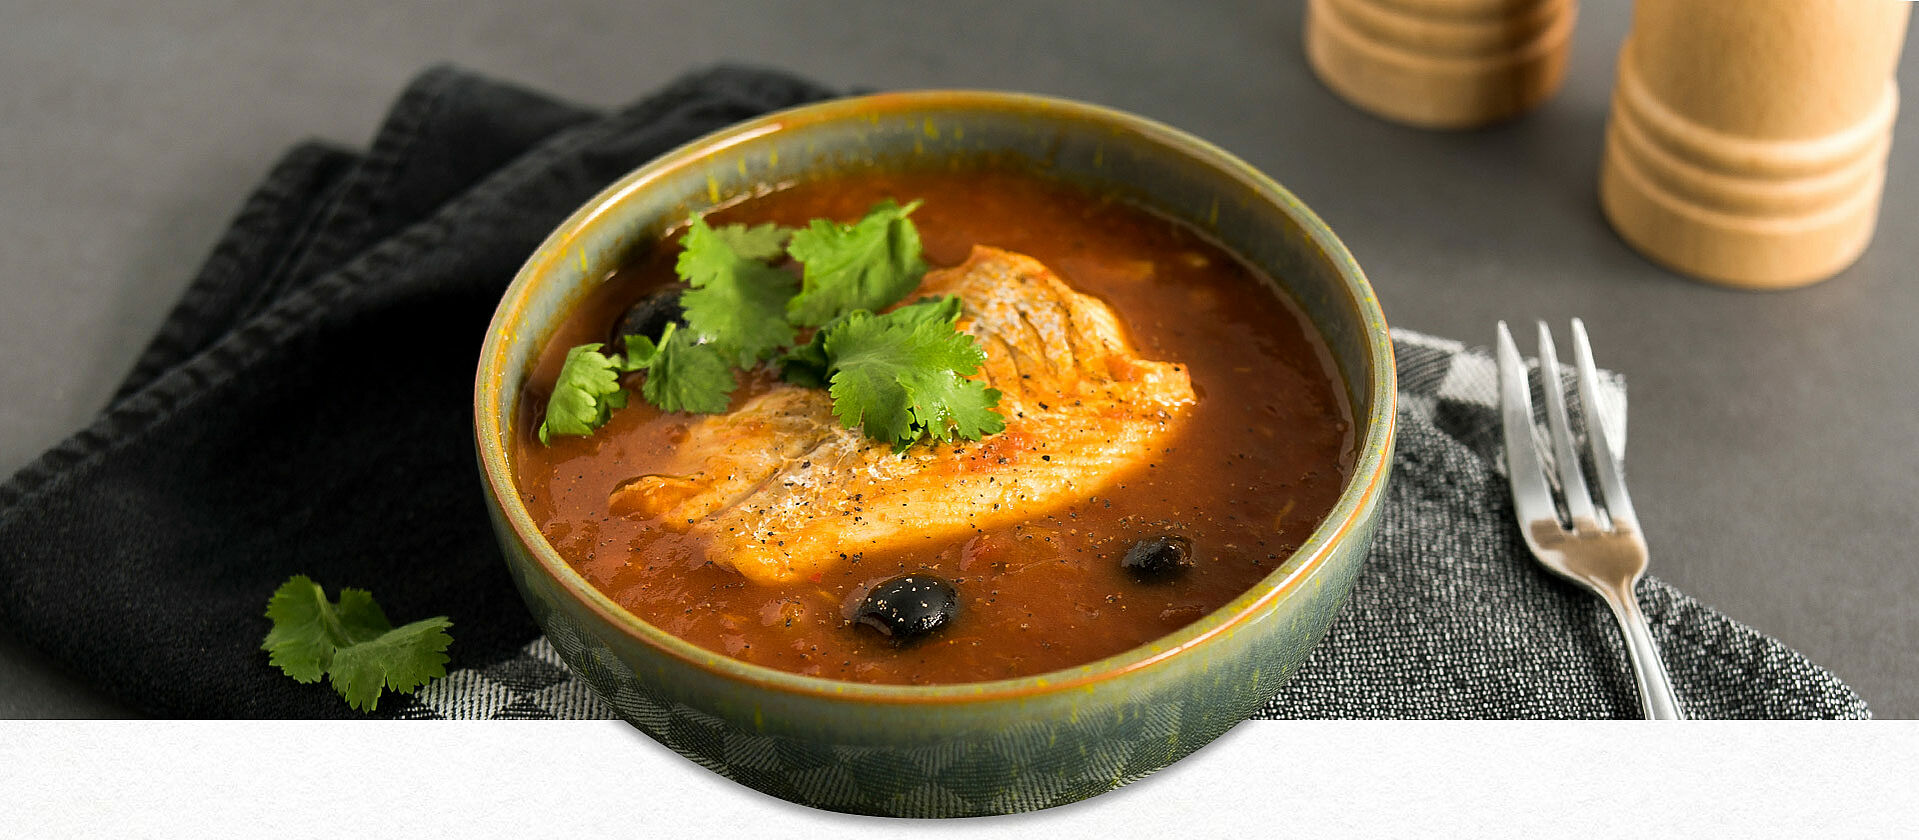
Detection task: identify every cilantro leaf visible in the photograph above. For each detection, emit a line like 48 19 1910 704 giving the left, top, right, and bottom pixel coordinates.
676 216 799 367
262 575 452 713
712 221 793 261
639 323 736 414
620 326 664 371
888 295 964 328
778 328 833 388
539 343 630 445
784 298 963 396
537 323 734 445
916 369 1005 444
536 201 1001 450
821 302 1004 451
785 199 928 327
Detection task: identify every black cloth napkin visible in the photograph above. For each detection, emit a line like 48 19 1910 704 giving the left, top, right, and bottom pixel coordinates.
0 66 1870 719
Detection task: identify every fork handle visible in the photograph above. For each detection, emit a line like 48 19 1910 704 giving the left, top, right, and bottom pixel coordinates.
1602 582 1686 720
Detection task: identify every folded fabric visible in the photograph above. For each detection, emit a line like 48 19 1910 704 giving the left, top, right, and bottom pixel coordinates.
1256 331 1867 718
0 65 1868 720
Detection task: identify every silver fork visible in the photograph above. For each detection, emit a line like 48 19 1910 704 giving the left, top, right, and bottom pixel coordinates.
1496 319 1685 720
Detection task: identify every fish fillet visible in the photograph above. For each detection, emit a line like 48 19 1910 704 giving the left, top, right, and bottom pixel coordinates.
610 246 1195 584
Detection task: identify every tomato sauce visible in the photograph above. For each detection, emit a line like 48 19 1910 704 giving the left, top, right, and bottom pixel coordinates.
511 167 1354 684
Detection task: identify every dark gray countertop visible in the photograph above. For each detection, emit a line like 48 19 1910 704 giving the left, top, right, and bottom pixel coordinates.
3 0 1913 718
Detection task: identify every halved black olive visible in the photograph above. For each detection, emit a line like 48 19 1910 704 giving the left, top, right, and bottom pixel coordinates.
853 575 958 643
610 286 686 348
1122 535 1194 581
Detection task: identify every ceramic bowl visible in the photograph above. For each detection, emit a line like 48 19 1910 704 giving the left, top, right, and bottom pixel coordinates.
475 91 1395 817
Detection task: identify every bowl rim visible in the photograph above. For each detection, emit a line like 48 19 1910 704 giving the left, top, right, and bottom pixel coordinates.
474 89 1396 706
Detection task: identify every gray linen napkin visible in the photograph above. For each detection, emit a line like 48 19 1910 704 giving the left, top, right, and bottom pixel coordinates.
405 330 1870 720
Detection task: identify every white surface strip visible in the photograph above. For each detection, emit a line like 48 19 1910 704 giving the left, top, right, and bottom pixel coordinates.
5 720 1913 838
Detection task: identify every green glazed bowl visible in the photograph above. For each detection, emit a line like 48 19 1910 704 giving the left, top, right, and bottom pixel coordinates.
475 91 1395 818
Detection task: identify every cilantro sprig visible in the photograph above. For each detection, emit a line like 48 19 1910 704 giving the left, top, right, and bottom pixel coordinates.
676 217 798 367
538 200 1006 452
710 220 791 261
538 343 631 444
821 298 1004 450
537 325 737 443
628 324 735 414
785 198 926 327
261 575 452 713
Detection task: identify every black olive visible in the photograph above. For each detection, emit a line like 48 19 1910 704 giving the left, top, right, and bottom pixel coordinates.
853 575 958 643
610 286 686 347
1122 535 1194 580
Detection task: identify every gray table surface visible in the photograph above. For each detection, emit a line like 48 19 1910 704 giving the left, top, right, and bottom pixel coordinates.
2 0 1913 719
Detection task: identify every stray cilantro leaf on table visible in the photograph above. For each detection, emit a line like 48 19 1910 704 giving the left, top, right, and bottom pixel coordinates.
261 575 452 713
538 343 630 444
785 199 928 327
677 216 799 367
822 300 1004 451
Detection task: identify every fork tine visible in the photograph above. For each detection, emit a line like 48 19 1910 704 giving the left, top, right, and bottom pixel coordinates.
1571 318 1639 529
1536 322 1601 528
1496 322 1558 529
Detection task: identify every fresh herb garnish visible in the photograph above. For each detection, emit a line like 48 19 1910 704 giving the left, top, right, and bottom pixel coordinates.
261 575 452 713
676 216 799 367
628 324 736 414
710 220 792 261
783 296 965 389
881 294 965 329
537 325 738 442
540 199 1005 452
785 199 927 327
821 297 1004 451
777 326 834 389
538 342 631 444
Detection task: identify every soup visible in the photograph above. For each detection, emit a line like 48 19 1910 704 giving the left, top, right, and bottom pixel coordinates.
511 167 1354 684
